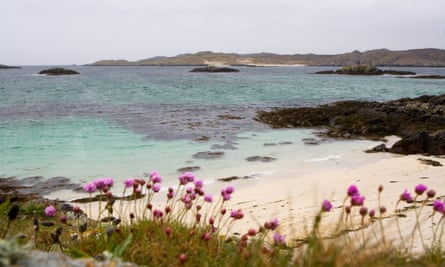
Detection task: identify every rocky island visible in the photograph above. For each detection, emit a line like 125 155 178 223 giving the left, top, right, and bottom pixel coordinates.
0 64 20 69
38 68 79 75
314 65 416 75
256 94 445 155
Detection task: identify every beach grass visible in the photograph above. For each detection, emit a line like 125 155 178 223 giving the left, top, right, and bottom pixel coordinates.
1 172 445 266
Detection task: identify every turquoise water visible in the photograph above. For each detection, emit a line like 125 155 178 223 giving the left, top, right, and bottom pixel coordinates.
1 66 445 195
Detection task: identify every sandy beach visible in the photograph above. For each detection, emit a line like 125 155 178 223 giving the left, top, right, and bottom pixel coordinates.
221 153 445 252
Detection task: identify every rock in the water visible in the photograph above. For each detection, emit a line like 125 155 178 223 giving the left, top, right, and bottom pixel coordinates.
418 158 443 166
190 66 239 73
38 68 79 75
177 166 201 172
192 151 224 159
411 75 445 79
314 65 416 76
366 143 389 153
0 64 20 69
246 156 276 162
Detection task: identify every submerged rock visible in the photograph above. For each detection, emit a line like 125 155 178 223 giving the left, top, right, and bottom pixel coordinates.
38 68 79 75
246 156 276 162
192 151 225 159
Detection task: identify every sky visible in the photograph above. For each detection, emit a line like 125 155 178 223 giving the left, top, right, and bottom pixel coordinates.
1 0 445 65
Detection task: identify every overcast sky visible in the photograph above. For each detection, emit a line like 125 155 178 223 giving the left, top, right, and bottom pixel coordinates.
2 0 445 65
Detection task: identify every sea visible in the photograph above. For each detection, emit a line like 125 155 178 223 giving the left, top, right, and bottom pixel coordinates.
1 66 445 199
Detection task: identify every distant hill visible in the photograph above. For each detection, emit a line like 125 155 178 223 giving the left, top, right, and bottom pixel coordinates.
88 48 445 67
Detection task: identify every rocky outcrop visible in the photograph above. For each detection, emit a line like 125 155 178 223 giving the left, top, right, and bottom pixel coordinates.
411 75 445 79
257 94 445 155
314 65 416 75
38 68 79 75
190 66 239 73
0 64 20 69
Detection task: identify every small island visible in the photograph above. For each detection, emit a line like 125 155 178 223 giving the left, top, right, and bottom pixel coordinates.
0 64 21 69
38 68 79 75
190 66 239 73
314 65 415 76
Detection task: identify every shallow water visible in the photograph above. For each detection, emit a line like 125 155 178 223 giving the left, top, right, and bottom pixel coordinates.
1 66 444 197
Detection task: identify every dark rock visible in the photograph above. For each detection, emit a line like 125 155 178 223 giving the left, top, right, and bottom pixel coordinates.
418 158 443 166
365 144 389 153
0 176 79 201
190 66 239 73
0 64 20 69
314 70 336 74
257 93 445 155
192 151 225 159
264 143 277 146
194 136 210 141
389 131 445 155
177 166 201 173
314 65 416 76
38 68 79 75
411 75 445 79
246 156 276 162
383 70 416 75
217 174 258 182
302 138 320 145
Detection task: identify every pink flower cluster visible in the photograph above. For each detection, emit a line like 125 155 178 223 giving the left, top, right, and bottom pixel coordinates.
83 177 114 193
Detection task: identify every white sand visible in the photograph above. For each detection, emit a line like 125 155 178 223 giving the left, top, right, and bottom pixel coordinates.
223 153 445 252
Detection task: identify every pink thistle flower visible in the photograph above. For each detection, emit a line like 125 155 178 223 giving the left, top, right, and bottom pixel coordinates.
186 186 193 194
345 205 351 214
45 205 56 217
124 178 135 188
204 194 213 203
225 185 234 194
209 217 215 225
153 209 164 219
433 200 444 213
321 199 333 212
414 184 427 195
103 177 114 187
165 226 172 236
93 179 105 190
273 232 286 245
400 190 413 203
83 182 97 193
427 189 436 198
222 192 231 201
247 228 257 236
347 185 359 197
202 232 211 241
369 209 375 219
359 206 368 217
351 195 365 206
264 218 280 230
179 253 187 264
59 214 67 224
153 183 161 193
167 191 174 199
194 179 203 188
230 209 244 219
165 206 171 214
380 206 387 214
378 184 384 193
150 171 162 183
